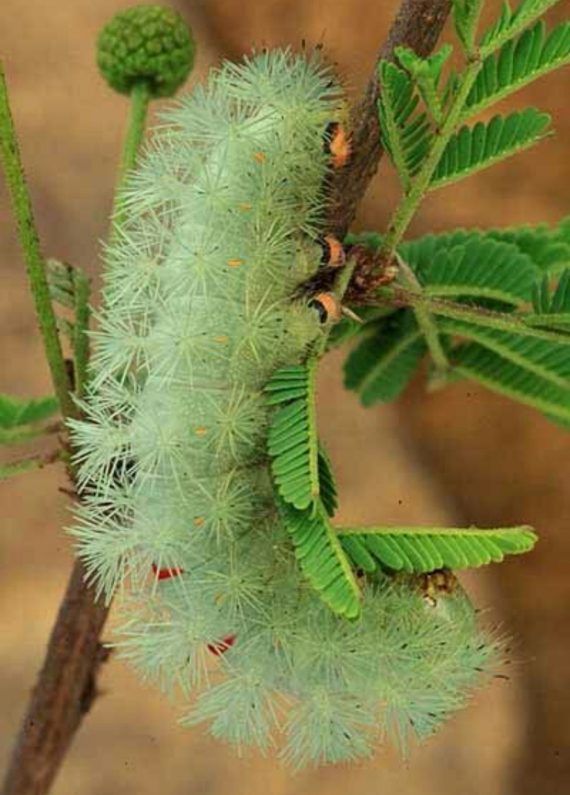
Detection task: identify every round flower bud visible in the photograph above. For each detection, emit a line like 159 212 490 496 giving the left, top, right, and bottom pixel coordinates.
97 5 195 97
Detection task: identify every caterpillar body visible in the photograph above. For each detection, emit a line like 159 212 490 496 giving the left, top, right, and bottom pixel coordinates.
70 50 499 767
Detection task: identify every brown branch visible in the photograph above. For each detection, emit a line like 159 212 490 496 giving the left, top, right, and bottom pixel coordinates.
1 562 110 795
0 4 452 795
327 0 452 238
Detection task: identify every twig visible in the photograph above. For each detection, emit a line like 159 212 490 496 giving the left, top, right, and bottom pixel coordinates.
0 5 452 794
0 65 76 420
327 0 452 237
0 565 110 795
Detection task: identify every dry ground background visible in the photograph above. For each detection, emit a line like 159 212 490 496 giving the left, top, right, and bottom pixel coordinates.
0 1 569 793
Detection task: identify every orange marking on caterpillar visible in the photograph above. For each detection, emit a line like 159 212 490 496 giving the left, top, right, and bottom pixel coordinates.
325 122 351 169
193 516 205 527
214 335 229 343
311 292 343 323
253 152 266 164
227 258 243 267
320 235 345 269
194 426 207 436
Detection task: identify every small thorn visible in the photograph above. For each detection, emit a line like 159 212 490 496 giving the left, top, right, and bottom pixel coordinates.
341 305 364 324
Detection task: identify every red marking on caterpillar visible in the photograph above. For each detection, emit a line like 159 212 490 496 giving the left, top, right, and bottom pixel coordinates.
207 634 236 656
151 563 184 580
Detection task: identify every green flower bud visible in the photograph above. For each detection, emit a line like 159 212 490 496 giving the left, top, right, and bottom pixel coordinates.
97 5 195 97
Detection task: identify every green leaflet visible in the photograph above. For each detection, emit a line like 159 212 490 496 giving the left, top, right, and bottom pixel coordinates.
349 221 570 279
46 258 91 396
279 498 361 619
0 394 59 444
453 0 485 53
415 235 539 304
265 363 320 510
377 60 433 187
486 221 570 274
431 108 551 190
453 342 570 421
532 269 570 315
395 45 453 126
344 312 427 407
464 21 570 120
266 363 358 617
318 445 339 517
339 525 537 573
439 316 570 389
265 363 339 516
480 0 566 58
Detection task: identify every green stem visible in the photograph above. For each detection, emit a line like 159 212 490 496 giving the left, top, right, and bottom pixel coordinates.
390 288 570 346
0 63 76 419
395 253 450 372
379 58 482 262
72 268 91 398
112 80 151 222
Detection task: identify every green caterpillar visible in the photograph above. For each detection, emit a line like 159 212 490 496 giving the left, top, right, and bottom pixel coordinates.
69 49 535 767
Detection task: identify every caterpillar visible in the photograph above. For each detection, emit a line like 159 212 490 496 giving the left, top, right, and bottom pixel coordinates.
68 48 531 767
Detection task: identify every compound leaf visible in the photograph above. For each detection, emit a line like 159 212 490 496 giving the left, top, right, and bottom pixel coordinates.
378 60 434 187
452 342 570 421
464 21 570 120
339 525 537 573
431 108 552 190
344 312 427 406
265 363 320 511
480 0 565 58
280 499 361 619
415 235 539 304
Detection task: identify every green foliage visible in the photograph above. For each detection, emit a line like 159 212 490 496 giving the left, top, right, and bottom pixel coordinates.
279 499 362 619
406 234 539 304
480 0 565 57
265 364 320 511
487 219 570 274
532 269 570 314
318 446 339 517
377 0 567 207
395 45 453 125
0 394 59 445
440 316 570 389
339 525 537 573
453 0 485 53
464 21 570 119
46 258 91 396
431 108 551 189
377 61 433 188
343 225 570 425
344 312 427 407
266 363 360 617
453 343 570 421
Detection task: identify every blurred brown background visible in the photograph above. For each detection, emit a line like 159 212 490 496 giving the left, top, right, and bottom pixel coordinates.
0 1 568 793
